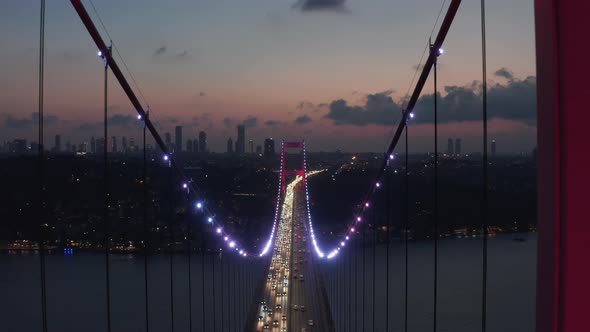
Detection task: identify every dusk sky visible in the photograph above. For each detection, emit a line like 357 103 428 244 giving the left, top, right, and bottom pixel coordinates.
0 0 536 153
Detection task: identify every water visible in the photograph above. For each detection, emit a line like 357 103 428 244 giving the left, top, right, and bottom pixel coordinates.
322 233 536 332
1 234 535 332
0 252 266 332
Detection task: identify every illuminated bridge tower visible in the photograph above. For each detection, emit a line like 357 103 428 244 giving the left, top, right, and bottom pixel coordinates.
280 141 306 195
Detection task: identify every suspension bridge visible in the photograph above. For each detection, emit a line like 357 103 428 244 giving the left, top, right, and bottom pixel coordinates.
4 0 589 331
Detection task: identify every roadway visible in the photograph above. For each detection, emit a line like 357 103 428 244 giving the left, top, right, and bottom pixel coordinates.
252 174 333 332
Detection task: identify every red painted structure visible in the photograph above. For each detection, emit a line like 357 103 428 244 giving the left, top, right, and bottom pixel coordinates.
535 1 590 331
280 141 306 194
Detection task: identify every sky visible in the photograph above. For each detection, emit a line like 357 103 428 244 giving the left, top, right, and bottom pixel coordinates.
0 0 536 153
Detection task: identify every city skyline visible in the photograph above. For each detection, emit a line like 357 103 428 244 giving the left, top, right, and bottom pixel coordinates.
0 0 536 153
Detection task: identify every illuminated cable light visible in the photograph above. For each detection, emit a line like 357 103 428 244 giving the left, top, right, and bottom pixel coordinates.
224 236 229 241
182 183 188 189
207 217 213 223
409 112 415 119
229 241 236 248
345 236 349 240
216 227 222 234
137 114 142 120
340 241 345 247
196 202 203 209
438 48 444 56
365 202 370 208
357 217 362 222
389 154 395 160
163 154 169 161
376 182 381 188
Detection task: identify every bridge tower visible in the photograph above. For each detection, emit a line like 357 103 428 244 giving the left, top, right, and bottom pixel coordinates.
280 141 306 194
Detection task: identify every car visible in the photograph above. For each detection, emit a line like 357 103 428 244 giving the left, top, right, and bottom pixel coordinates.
300 306 306 312
308 320 314 326
293 305 299 311
258 315 263 321
281 328 287 332
263 323 270 329
282 314 287 321
273 320 279 326
276 304 282 310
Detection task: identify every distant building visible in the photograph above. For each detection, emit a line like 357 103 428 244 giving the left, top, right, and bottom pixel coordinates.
256 145 262 155
491 139 497 158
65 141 71 153
447 138 453 155
227 138 233 154
54 135 61 152
111 136 118 153
455 138 462 156
165 132 172 151
199 131 207 153
175 126 182 153
90 137 96 154
193 139 199 153
249 140 254 154
264 138 275 157
122 137 128 153
95 138 105 154
236 125 245 154
186 139 193 153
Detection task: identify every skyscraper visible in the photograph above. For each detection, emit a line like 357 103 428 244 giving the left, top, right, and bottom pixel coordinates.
256 145 262 155
186 139 193 153
264 138 275 157
90 137 96 154
199 131 207 153
193 139 199 153
227 138 233 154
236 125 245 154
175 126 182 153
447 138 454 156
111 136 118 153
54 135 61 152
491 139 497 158
122 137 128 153
165 132 171 151
249 140 254 154
455 138 462 156
65 141 71 153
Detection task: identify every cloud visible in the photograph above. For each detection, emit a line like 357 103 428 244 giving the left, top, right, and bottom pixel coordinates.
293 0 347 12
324 91 403 126
295 115 312 125
494 67 514 81
198 92 207 97
154 45 167 56
3 112 58 129
322 69 536 126
223 117 233 128
243 116 258 128
296 101 315 110
191 113 213 129
176 50 189 59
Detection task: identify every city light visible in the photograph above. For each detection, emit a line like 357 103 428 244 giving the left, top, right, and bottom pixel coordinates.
365 202 370 208
376 182 381 188
182 183 188 189
196 202 203 209
357 217 361 222
389 154 395 160
163 154 169 161
229 241 236 248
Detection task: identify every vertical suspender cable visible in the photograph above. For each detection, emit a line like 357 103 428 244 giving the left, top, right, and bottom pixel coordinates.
348 247 352 332
480 0 488 331
386 155 391 332
221 254 224 332
186 191 193 332
168 166 175 332
362 226 366 331
103 42 112 332
354 232 358 331
201 234 206 332
432 43 439 332
212 252 216 332
37 1 48 331
227 254 230 331
143 112 150 332
233 258 237 330
404 124 409 332
372 205 376 332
